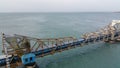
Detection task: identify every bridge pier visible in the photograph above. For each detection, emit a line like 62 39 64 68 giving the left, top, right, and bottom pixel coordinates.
104 39 115 43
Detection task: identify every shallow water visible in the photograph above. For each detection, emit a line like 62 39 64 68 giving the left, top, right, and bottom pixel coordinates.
0 12 120 68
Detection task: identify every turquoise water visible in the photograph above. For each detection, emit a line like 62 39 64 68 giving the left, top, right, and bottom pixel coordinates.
0 12 120 68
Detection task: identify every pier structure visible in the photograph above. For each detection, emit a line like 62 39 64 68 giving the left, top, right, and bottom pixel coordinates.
0 20 120 68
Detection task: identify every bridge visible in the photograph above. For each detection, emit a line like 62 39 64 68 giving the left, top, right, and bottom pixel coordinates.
0 20 120 68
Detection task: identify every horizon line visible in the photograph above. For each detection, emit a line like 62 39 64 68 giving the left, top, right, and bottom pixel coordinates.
0 11 117 13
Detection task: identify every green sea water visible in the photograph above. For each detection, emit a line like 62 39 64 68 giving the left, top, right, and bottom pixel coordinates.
0 12 120 68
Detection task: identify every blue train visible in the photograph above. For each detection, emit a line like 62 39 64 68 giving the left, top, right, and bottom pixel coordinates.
0 32 119 67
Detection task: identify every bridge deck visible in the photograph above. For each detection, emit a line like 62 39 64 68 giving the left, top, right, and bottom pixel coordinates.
0 32 119 66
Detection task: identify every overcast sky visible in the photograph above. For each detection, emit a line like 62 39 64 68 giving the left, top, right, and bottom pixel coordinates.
0 0 120 12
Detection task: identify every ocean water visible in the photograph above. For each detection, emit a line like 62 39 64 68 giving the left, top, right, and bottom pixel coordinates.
0 12 120 68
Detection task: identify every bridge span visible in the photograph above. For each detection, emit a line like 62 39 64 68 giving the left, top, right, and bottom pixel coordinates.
1 20 120 68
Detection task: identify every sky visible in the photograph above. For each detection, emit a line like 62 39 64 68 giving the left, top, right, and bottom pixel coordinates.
0 0 120 12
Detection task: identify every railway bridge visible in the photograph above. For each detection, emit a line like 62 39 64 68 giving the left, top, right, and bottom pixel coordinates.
1 20 120 68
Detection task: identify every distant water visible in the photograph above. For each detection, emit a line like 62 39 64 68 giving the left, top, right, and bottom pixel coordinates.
0 12 120 68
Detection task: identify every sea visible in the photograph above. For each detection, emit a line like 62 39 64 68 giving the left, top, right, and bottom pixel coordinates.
0 12 120 68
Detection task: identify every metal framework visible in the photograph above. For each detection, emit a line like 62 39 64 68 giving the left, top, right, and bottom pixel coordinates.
2 34 77 57
82 20 120 42
1 20 120 68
